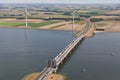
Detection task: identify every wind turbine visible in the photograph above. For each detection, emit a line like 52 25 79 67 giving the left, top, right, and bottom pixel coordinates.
25 7 29 28
24 6 31 53
25 6 31 28
72 11 75 36
72 11 75 31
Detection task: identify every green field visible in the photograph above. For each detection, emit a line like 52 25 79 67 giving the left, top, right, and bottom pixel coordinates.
0 20 61 27
0 22 24 27
28 21 61 27
96 21 108 27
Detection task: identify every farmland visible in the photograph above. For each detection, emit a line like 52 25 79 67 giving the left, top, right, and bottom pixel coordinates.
0 4 120 31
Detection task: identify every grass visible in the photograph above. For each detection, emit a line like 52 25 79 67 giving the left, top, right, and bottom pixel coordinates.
76 9 110 17
75 20 85 25
90 10 108 14
0 22 24 27
97 23 106 27
28 21 61 27
38 14 73 18
93 23 97 29
96 21 108 27
0 20 61 27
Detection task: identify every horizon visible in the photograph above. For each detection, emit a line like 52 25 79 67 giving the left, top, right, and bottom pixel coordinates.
0 0 120 4
0 3 120 5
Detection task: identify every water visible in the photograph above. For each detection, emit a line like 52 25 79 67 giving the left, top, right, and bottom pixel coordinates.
1 28 120 80
60 32 120 80
0 28 74 80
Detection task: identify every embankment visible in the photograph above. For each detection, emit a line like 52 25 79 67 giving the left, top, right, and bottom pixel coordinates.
85 24 95 38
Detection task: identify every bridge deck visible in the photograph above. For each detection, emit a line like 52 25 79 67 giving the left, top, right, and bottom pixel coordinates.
55 35 84 66
36 21 92 80
36 35 85 80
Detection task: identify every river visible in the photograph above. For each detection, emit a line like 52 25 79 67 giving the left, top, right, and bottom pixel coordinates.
0 28 73 80
0 28 120 80
60 32 120 80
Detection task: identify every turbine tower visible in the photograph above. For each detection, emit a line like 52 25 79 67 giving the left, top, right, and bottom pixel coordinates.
25 6 28 28
72 11 75 30
72 11 75 36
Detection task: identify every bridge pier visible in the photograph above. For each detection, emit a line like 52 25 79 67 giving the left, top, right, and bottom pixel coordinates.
52 68 57 73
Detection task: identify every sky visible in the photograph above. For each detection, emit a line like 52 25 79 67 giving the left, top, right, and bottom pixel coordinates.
0 0 120 4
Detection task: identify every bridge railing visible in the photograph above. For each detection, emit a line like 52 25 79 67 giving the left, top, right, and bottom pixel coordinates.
55 35 85 66
54 37 80 61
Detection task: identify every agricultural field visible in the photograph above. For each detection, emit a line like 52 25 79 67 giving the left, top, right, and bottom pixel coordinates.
0 4 120 31
28 20 61 27
93 20 120 32
90 16 119 19
105 10 120 14
0 20 61 28
0 22 24 27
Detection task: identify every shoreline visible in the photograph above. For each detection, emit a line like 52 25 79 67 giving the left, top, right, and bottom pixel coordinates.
0 26 73 32
0 26 120 33
94 31 104 33
94 30 120 33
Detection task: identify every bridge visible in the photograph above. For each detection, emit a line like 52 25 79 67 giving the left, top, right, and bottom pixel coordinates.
36 20 92 80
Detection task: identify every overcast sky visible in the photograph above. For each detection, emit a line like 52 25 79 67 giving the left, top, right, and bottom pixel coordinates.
0 0 120 4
